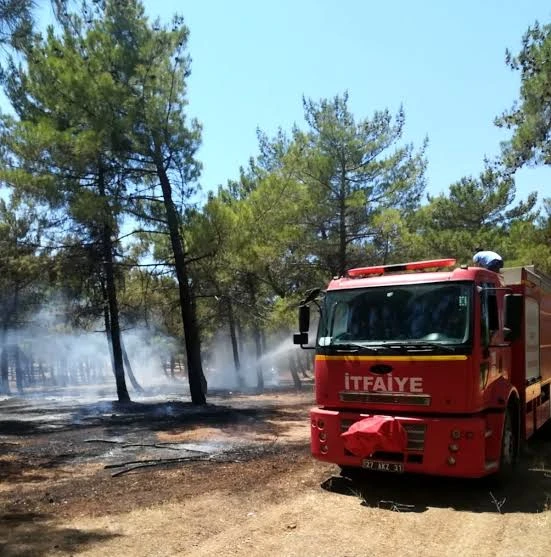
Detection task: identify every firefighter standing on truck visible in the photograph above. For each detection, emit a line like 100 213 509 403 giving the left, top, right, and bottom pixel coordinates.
473 248 504 273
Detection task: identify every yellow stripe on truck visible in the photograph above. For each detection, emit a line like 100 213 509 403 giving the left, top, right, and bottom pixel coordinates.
315 355 468 362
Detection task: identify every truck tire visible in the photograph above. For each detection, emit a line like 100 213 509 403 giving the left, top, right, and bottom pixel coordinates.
493 405 519 483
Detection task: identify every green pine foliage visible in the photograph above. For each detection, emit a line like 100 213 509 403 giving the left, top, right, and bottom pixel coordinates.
0 3 549 397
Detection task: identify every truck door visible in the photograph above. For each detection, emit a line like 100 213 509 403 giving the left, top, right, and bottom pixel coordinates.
479 281 502 392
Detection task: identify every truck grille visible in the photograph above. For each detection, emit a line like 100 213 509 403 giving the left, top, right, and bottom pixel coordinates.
339 391 431 406
403 423 426 451
340 419 426 452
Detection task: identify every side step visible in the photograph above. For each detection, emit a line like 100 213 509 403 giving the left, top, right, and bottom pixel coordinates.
485 460 498 471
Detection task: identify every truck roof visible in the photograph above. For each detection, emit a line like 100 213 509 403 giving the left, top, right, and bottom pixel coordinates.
327 266 497 291
326 259 551 292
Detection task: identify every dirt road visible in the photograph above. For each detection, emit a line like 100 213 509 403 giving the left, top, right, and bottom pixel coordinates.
1 389 550 557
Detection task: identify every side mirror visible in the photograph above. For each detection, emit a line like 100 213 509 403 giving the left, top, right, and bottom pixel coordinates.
293 332 308 345
293 298 318 350
503 294 522 342
299 304 310 333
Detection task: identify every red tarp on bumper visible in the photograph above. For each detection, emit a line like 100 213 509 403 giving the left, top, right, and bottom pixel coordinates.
341 415 407 457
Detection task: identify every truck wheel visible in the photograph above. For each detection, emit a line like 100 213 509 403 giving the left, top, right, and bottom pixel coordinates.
494 406 519 483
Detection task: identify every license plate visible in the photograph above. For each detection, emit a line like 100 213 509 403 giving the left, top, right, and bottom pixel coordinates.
362 459 404 473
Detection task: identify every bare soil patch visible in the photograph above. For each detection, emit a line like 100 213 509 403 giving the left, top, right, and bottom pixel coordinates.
1 387 550 557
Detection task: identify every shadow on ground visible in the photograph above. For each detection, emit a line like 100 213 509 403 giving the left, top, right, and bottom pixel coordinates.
321 439 551 514
0 511 119 557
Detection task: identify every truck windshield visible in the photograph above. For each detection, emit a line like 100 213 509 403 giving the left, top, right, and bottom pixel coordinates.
317 281 472 350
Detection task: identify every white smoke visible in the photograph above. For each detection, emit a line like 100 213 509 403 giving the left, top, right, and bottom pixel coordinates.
0 296 317 398
204 329 307 391
0 299 184 399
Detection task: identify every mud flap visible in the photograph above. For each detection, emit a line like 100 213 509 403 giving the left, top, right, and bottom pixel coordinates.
341 415 407 458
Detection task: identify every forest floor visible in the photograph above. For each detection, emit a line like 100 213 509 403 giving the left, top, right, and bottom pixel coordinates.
1 381 551 557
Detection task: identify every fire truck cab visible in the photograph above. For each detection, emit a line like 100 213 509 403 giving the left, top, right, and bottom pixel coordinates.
293 259 551 479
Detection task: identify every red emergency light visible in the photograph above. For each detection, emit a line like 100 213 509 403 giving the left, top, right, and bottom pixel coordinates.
347 258 457 278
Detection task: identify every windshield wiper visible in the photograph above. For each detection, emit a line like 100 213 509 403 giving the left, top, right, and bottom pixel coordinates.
328 343 381 353
381 342 455 353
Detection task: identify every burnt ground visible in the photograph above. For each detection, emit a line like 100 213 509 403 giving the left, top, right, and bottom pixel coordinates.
1 383 551 557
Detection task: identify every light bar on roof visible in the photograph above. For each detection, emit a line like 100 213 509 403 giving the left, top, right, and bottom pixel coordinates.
346 258 457 278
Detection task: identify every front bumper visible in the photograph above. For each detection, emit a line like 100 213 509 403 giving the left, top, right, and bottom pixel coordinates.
310 407 491 478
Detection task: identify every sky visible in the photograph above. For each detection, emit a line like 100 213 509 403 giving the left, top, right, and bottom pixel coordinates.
21 0 551 210
138 0 551 208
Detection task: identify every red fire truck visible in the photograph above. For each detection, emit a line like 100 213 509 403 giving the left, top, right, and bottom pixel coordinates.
293 259 551 479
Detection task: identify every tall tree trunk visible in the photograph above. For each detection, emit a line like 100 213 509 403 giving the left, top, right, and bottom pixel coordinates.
246 274 264 391
0 320 10 395
12 290 22 393
296 351 309 378
288 355 302 390
120 336 144 393
101 280 140 395
260 329 267 354
59 356 67 387
154 155 206 404
15 345 23 394
38 360 45 385
28 351 35 386
170 354 176 378
160 356 170 377
226 297 242 388
99 164 130 403
102 248 129 402
102 285 116 372
236 318 244 358
253 327 263 391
